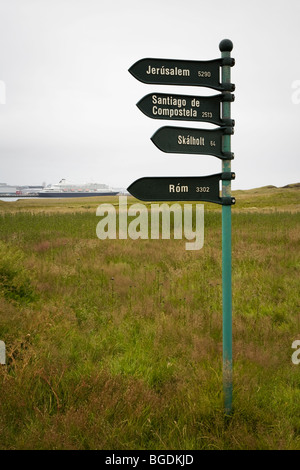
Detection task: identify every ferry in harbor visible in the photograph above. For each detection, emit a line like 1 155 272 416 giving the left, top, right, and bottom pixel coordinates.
38 179 119 198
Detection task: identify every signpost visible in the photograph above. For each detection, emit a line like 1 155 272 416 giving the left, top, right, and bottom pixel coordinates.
219 39 234 416
129 57 235 91
128 40 235 416
137 92 235 126
127 173 235 204
151 126 234 159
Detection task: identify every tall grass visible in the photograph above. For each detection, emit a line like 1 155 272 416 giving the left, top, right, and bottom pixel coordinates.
0 197 299 449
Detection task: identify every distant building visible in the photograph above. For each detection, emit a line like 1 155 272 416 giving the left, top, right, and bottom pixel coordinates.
0 183 16 194
19 186 44 195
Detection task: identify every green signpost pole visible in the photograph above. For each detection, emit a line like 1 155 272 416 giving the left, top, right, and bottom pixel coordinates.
129 41 235 415
219 39 233 415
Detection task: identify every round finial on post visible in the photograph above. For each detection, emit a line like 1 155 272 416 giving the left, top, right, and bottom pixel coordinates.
219 39 233 52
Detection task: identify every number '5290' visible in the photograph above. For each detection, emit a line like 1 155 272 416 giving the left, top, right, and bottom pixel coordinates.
198 71 211 78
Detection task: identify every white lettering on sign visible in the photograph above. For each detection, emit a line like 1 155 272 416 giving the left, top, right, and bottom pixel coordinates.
146 65 190 77
153 106 197 118
152 95 187 108
191 99 200 107
178 135 205 146
196 186 210 193
202 111 213 118
198 70 212 77
151 94 198 118
169 184 189 193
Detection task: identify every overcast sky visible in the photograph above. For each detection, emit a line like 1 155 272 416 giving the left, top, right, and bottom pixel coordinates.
0 0 299 190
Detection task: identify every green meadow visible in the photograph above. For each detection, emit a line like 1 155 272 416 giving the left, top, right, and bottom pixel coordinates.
0 184 299 450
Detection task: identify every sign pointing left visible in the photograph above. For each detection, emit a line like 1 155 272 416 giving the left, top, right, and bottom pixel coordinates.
151 126 234 159
127 173 235 205
129 57 235 91
137 92 235 126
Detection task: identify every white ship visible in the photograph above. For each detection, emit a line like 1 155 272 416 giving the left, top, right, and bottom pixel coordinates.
38 179 119 198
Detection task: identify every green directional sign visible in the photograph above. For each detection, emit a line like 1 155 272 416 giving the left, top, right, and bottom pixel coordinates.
127 173 235 205
129 58 235 91
151 126 234 159
128 39 236 415
137 92 235 126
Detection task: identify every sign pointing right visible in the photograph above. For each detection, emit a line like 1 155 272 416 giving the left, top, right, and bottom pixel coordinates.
151 126 234 159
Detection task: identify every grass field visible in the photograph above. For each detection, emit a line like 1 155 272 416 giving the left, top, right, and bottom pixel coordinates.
0 184 299 450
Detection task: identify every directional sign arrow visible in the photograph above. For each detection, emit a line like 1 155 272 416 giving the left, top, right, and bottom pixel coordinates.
129 58 235 91
127 173 235 205
137 92 235 126
151 126 234 159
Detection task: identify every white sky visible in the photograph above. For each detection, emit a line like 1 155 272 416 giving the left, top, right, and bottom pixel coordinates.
0 0 299 190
